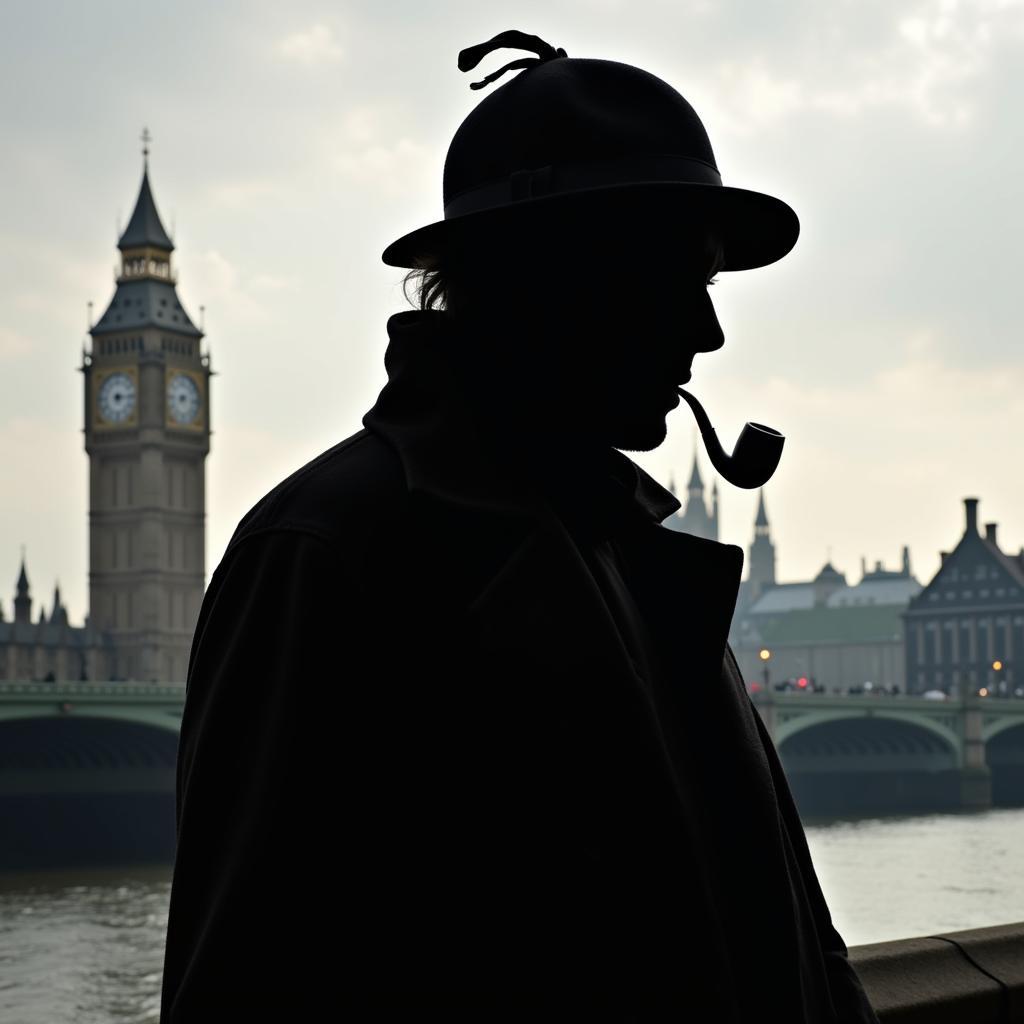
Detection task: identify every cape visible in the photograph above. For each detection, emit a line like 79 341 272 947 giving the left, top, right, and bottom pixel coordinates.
160 309 880 1021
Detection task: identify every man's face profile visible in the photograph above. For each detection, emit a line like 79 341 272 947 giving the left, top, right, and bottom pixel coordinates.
491 199 726 453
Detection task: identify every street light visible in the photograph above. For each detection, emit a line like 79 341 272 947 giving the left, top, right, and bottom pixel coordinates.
993 659 1007 697
759 647 772 690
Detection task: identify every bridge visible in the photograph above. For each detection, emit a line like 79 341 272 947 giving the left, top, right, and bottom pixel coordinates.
752 690 1024 814
0 680 184 793
2 682 1023 867
0 679 184 731
3 682 1023 1017
0 680 185 869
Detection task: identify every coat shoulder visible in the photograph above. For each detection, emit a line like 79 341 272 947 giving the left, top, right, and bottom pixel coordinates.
221 428 410 562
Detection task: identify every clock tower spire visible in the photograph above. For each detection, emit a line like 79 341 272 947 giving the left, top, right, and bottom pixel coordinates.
81 140 211 682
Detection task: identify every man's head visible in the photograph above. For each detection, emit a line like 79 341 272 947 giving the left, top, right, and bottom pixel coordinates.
405 192 726 453
389 33 798 460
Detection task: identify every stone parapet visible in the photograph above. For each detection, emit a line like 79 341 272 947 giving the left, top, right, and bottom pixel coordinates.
850 920 1024 1022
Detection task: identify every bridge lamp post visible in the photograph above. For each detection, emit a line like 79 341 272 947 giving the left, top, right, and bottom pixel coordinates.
993 659 1006 697
759 648 772 691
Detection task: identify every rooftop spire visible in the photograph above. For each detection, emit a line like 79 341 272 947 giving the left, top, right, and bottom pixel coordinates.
688 442 703 492
16 548 29 596
118 139 174 252
755 489 769 527
14 548 31 625
50 580 68 626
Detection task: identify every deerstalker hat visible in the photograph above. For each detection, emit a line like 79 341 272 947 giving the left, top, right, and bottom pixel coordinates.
381 30 799 273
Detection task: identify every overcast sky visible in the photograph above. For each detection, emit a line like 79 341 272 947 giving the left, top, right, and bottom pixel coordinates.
2 0 1022 624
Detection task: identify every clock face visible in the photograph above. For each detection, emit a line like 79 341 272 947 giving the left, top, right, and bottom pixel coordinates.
167 373 201 426
97 372 137 423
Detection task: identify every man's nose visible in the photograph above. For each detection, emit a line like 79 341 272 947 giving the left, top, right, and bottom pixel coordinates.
692 292 725 353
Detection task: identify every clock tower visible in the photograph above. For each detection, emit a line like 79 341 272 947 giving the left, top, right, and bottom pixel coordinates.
82 145 211 682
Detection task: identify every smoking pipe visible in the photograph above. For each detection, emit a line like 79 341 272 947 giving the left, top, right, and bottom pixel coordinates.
676 387 784 489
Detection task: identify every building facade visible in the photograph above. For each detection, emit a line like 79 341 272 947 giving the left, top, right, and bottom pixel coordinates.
730 494 920 692
904 497 1024 697
0 559 108 682
0 153 209 683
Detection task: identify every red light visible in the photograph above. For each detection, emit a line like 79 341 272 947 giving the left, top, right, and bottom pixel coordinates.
797 677 808 688
749 682 762 693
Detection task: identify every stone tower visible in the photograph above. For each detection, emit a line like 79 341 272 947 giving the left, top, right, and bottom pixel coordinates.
664 446 719 541
82 146 210 682
13 554 31 625
747 489 776 601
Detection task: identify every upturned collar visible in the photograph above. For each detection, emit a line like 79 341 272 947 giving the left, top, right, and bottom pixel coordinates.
362 309 682 536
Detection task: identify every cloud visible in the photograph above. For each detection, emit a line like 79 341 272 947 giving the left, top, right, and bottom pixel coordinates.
719 331 1024 476
183 249 271 326
713 59 804 129
207 178 291 208
306 99 438 199
637 312 1024 585
0 414 86 624
207 423 327 571
0 326 32 360
342 104 388 145
707 0 1023 132
248 273 294 292
334 138 435 197
277 24 344 66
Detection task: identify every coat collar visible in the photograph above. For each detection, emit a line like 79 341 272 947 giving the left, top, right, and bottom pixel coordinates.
362 308 744 689
362 309 681 535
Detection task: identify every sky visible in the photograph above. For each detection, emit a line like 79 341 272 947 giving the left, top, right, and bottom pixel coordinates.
2 0 1023 625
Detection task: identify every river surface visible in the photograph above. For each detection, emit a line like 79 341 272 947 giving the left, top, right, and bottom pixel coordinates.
1 807 1022 1023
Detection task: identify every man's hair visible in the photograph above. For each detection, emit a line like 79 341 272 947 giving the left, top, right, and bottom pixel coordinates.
398 206 563 315
402 259 449 311
399 245 510 316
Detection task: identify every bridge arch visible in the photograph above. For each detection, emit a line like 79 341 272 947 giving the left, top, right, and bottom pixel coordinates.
0 714 180 869
0 716 179 792
984 716 1024 743
775 709 961 760
776 715 962 815
0 704 182 735
985 721 1024 805
778 716 960 770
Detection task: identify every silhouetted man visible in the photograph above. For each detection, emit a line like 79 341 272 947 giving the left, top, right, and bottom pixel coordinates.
161 31 881 1021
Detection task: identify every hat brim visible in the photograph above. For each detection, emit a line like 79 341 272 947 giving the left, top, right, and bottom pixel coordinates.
381 181 799 272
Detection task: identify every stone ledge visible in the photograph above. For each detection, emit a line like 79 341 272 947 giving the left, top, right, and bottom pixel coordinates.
849 920 1023 1022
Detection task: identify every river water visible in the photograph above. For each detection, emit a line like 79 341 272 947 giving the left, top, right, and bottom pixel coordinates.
1 807 1022 1023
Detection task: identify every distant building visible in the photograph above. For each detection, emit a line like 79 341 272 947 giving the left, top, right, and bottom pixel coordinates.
0 149 209 683
0 556 107 682
730 494 920 692
746 490 776 604
904 497 1024 696
663 447 718 541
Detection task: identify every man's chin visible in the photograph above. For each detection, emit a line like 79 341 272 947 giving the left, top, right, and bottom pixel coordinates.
611 416 669 453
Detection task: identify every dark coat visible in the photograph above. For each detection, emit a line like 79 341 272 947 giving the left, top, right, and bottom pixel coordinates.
160 310 880 1022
